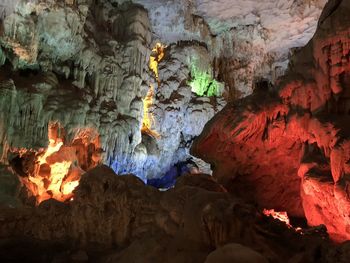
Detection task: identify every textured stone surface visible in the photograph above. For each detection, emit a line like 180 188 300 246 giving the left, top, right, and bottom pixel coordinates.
110 0 326 97
0 0 221 188
192 0 350 242
1 0 327 99
0 165 338 263
205 243 269 263
0 1 349 262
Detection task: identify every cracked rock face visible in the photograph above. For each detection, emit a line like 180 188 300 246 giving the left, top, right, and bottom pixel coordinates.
192 0 350 242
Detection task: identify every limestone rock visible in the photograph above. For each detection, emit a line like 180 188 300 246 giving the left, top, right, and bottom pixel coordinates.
192 0 350 242
0 0 220 186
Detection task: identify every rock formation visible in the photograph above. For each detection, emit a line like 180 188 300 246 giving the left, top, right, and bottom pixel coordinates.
1 0 350 262
0 0 223 200
196 0 327 96
122 0 327 97
192 0 350 242
0 165 341 263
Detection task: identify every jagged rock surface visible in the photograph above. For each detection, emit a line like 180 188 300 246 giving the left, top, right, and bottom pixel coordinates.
0 0 221 188
142 43 225 179
192 0 350 242
0 165 343 263
111 0 326 98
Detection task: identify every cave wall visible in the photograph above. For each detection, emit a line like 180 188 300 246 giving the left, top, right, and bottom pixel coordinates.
0 0 329 186
0 1 151 178
0 0 335 221
0 0 223 193
97 0 327 99
192 0 350 242
115 0 326 98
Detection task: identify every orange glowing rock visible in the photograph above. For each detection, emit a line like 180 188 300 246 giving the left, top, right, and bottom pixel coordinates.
142 84 160 138
263 209 291 228
149 42 165 82
15 123 101 205
142 43 165 138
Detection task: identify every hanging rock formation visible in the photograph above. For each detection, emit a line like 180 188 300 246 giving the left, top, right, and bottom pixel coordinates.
122 0 326 98
0 0 222 195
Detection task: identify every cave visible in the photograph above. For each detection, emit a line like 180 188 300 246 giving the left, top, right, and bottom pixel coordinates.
2 0 350 262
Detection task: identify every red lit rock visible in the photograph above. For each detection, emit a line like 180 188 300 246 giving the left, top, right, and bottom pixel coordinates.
192 0 350 242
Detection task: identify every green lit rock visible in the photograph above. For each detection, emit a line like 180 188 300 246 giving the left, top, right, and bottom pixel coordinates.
188 64 223 97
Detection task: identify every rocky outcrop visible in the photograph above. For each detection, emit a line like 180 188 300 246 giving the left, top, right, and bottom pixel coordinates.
0 165 339 263
192 0 350 242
